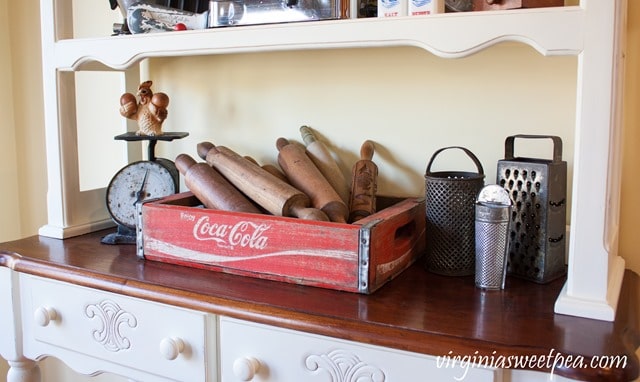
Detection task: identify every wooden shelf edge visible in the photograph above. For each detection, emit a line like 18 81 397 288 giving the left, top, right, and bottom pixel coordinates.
51 6 584 71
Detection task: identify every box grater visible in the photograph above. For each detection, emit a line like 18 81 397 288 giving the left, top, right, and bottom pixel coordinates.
497 135 567 283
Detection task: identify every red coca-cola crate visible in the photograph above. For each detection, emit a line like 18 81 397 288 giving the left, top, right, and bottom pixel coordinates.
139 192 426 293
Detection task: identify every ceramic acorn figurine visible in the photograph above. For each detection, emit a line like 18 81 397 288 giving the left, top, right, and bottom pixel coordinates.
119 80 169 136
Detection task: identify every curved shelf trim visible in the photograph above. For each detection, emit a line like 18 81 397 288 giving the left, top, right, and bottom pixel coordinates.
54 6 584 71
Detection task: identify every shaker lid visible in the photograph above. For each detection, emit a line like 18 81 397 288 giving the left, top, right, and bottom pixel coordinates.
477 184 512 206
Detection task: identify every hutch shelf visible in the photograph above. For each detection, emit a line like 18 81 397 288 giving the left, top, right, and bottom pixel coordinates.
38 0 626 325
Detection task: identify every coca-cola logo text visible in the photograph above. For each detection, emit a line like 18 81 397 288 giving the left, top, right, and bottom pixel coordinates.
193 216 270 250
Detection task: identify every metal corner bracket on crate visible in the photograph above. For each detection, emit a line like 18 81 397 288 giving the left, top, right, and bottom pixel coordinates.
136 197 162 260
357 218 381 293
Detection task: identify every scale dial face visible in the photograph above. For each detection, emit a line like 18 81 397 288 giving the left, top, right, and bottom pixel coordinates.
106 160 176 229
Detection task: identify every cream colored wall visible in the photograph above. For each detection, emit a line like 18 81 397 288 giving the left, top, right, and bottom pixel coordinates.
0 0 638 381
0 0 20 376
1 0 47 243
149 44 577 200
619 0 640 275
0 0 22 241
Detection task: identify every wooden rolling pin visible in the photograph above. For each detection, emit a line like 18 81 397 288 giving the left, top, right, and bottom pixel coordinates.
197 142 329 221
299 125 350 205
349 140 378 222
276 137 349 224
261 163 289 184
175 154 261 213
244 156 290 184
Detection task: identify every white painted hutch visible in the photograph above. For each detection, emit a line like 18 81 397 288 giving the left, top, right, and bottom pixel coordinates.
0 1 631 381
39 0 627 321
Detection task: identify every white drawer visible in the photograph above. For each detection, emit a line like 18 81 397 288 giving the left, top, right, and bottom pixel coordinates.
220 317 500 382
20 274 215 382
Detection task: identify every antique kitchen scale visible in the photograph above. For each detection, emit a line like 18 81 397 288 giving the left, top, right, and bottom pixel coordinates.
101 80 188 244
101 132 188 244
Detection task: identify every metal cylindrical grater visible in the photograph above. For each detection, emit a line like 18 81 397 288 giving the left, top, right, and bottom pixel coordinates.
475 185 512 290
425 146 485 276
497 135 567 283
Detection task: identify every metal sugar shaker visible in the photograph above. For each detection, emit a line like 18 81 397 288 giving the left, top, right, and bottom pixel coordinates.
475 185 513 290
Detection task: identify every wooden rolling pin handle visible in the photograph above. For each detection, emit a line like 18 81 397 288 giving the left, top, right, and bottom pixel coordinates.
278 191 329 221
300 125 317 146
197 141 217 160
360 140 375 161
244 156 259 165
276 137 308 151
289 206 330 221
275 137 290 151
175 154 261 214
321 201 348 224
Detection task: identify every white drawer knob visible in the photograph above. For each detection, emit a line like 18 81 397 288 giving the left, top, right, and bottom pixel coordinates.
233 357 260 381
34 306 57 327
159 337 185 360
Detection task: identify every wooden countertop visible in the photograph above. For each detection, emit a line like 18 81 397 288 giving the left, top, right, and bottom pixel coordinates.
1 229 638 381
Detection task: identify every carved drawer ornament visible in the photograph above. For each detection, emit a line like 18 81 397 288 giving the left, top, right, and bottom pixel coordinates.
305 349 386 382
85 300 138 352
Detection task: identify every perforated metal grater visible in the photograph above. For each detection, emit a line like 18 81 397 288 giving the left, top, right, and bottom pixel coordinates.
497 135 567 283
